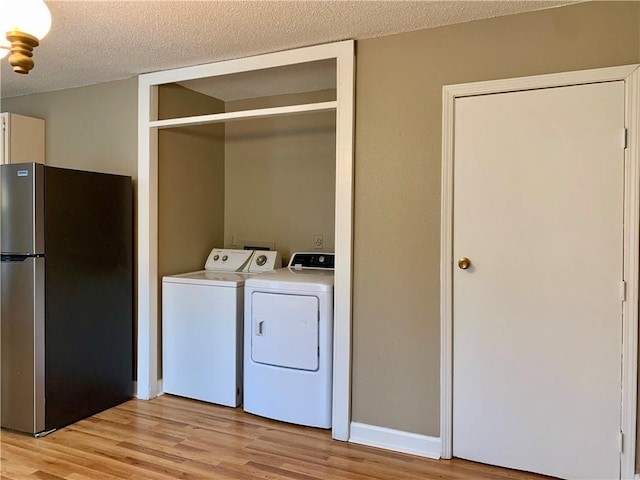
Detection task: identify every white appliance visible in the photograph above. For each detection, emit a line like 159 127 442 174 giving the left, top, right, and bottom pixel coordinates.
162 248 281 407
243 252 334 428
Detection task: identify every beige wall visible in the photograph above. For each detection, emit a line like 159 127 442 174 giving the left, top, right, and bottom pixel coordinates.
158 125 225 277
352 0 640 436
1 78 137 177
157 84 226 277
225 91 336 263
2 0 638 447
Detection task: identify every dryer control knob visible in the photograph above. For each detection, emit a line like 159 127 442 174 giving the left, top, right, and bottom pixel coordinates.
222 255 228 261
256 255 267 266
213 255 220 261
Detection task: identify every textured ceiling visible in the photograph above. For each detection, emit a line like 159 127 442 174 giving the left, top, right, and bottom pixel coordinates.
0 0 574 99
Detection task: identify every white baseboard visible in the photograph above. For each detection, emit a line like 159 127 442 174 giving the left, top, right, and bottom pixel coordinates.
133 379 163 399
349 422 441 459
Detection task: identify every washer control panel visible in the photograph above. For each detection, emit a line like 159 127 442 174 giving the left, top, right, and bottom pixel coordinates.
288 252 335 270
205 249 254 272
204 248 282 273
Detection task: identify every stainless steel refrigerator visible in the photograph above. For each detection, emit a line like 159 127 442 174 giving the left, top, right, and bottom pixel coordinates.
0 162 133 435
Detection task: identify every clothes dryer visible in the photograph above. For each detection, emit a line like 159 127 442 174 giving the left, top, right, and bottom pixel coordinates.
162 248 281 407
243 253 334 428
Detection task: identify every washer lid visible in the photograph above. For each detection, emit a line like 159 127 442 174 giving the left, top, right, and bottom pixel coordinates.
162 270 248 287
245 268 334 292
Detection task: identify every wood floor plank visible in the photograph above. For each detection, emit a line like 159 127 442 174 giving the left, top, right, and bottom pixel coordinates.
0 395 556 480
31 472 66 480
0 441 125 480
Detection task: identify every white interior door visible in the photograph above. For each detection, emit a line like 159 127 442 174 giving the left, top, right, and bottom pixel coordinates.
452 81 625 479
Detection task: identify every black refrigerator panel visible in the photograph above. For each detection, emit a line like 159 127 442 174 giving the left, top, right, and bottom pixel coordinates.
43 166 133 431
0 163 44 255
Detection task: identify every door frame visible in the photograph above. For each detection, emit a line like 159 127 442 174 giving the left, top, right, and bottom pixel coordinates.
440 64 640 478
136 40 355 441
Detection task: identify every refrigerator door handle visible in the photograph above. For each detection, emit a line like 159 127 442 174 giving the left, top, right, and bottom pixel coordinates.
1 254 45 262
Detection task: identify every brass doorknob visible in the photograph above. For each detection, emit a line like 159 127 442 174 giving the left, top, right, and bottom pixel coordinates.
458 257 471 270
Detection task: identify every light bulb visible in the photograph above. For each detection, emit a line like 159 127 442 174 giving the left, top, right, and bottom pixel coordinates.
0 0 51 41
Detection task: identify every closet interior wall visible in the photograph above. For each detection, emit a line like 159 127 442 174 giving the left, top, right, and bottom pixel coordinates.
156 84 337 376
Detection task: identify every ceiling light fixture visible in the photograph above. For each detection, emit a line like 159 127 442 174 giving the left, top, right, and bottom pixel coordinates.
0 0 51 74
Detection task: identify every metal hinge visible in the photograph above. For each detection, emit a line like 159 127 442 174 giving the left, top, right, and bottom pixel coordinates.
619 431 624 453
620 281 627 302
623 128 628 149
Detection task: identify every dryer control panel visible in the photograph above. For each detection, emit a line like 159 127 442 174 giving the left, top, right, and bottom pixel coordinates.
288 252 335 270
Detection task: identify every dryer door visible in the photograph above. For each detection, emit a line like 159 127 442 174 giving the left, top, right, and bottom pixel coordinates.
251 292 319 371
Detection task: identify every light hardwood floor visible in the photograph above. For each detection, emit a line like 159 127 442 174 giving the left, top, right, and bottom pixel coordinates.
0 394 554 479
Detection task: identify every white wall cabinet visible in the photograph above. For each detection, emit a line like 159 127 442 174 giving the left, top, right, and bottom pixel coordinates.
1 113 45 165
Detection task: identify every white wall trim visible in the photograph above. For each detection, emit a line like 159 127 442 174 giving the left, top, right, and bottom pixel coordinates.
136 79 158 401
440 64 640 479
331 39 356 442
132 380 162 399
139 41 353 86
349 422 441 459
136 40 355 441
622 66 640 479
442 64 638 99
439 69 456 461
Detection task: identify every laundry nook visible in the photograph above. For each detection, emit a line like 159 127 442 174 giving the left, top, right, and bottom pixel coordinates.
146 44 347 437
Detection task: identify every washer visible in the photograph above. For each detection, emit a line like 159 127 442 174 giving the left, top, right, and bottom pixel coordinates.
162 248 281 407
243 252 334 428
